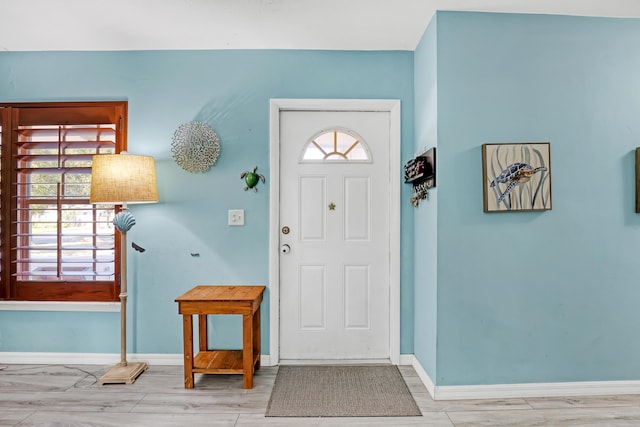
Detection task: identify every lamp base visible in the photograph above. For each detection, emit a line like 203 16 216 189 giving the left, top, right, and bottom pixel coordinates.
99 362 148 385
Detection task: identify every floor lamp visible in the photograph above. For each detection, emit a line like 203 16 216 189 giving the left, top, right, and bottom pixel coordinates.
90 153 158 385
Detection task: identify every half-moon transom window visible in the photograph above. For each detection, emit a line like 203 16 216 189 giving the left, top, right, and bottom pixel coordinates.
301 129 371 162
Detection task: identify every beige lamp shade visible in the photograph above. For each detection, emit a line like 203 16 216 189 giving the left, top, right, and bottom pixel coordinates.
90 153 158 204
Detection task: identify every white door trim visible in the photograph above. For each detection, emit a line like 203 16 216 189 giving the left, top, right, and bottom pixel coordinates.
269 98 401 366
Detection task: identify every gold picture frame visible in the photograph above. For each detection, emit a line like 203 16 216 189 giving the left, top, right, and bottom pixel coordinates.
482 142 552 212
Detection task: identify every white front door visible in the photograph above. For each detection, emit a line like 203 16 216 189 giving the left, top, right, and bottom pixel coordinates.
278 108 392 361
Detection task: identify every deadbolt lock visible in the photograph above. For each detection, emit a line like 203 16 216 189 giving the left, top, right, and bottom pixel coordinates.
282 226 290 235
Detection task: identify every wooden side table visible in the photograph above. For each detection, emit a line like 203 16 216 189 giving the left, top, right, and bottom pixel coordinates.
175 285 265 389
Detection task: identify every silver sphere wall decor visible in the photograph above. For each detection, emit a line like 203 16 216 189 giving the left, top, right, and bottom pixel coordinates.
171 121 221 173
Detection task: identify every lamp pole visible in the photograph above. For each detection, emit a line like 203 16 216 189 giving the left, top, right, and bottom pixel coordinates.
118 224 128 367
98 208 148 384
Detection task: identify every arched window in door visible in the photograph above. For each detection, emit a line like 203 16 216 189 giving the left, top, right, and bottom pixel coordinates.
300 129 371 162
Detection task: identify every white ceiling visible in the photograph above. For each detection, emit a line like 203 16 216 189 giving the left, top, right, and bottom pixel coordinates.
2 0 640 52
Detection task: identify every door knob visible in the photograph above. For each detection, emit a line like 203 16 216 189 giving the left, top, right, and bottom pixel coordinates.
280 244 291 254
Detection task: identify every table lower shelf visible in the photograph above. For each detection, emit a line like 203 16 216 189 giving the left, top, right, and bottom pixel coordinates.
193 350 259 374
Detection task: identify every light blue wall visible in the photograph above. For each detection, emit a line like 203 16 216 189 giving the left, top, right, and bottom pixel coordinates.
413 16 438 380
434 12 640 385
8 13 639 389
0 50 415 356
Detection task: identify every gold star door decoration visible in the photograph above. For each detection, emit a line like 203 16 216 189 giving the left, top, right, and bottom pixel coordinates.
328 202 336 211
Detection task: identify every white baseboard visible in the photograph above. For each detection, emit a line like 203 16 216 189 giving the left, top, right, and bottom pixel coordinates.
0 352 273 367
403 354 640 401
435 379 640 400
402 354 436 398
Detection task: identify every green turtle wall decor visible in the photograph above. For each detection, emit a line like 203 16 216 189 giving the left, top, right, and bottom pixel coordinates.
241 166 266 192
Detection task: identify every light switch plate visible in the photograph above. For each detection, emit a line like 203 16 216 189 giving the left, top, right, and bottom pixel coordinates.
228 209 245 226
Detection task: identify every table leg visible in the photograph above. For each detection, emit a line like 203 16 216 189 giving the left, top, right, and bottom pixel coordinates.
242 312 254 389
253 306 261 370
182 315 194 389
198 314 207 352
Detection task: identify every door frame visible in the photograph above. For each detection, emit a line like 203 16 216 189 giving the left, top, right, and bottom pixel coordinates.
269 99 401 365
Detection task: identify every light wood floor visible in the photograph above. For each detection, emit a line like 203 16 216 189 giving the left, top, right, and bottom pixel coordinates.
2 363 640 426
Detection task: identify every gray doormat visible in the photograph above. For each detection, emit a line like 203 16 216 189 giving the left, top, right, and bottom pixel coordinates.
265 365 422 417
